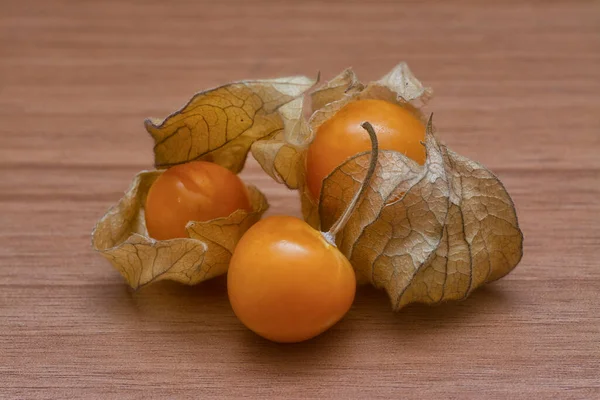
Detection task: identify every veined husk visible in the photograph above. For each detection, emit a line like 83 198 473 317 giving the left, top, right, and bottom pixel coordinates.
251 63 523 310
92 76 315 289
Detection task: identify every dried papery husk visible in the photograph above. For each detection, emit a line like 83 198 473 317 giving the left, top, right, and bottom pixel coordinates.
145 76 315 173
251 63 523 310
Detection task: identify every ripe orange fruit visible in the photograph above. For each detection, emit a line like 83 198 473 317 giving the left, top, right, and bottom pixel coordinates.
227 215 356 343
306 99 426 199
145 161 251 240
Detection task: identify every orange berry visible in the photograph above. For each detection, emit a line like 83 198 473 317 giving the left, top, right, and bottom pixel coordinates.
145 161 251 240
306 99 426 199
227 215 356 343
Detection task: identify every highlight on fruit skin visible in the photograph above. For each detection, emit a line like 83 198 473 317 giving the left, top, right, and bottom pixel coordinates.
227 123 380 343
251 63 524 311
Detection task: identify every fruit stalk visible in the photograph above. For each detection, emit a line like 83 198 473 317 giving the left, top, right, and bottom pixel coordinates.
322 121 379 245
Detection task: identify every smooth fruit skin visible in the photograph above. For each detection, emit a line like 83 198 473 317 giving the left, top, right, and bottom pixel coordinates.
145 161 251 240
227 215 356 343
306 99 426 199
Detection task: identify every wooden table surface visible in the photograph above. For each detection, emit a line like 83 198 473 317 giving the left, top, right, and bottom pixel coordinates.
1 1 599 398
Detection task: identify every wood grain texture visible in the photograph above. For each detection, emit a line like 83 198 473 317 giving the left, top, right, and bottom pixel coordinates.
1 0 599 398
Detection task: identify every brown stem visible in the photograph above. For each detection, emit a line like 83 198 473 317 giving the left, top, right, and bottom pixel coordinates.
323 121 379 245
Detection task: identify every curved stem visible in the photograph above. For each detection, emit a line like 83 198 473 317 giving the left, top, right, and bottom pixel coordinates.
323 121 379 244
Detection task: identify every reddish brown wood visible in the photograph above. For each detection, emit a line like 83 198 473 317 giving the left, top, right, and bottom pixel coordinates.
1 0 599 398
